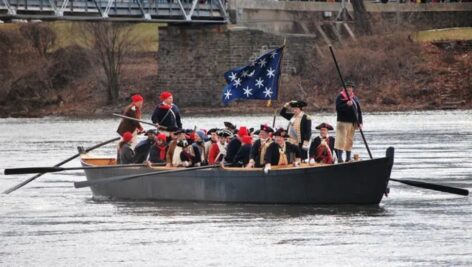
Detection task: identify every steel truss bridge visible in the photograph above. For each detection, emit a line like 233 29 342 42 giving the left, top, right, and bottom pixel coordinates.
0 0 227 23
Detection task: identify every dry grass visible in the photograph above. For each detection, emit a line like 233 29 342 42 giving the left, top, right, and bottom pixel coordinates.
412 27 472 43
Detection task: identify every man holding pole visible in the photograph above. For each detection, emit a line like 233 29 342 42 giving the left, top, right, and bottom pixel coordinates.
334 80 363 163
151 91 183 134
116 94 144 147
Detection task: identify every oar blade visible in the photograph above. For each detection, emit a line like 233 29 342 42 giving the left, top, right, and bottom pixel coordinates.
4 167 63 175
391 178 469 196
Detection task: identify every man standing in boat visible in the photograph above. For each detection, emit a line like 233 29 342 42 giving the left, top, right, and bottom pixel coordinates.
279 100 312 160
334 80 363 163
263 128 301 174
247 124 274 168
116 94 144 146
309 123 335 165
151 91 182 134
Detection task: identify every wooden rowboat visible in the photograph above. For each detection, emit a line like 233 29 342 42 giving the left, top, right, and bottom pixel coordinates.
80 147 395 204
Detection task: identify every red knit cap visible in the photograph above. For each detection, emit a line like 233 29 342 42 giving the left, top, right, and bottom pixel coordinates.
156 133 167 141
242 135 252 145
131 94 143 103
160 91 172 101
122 132 133 142
238 126 248 137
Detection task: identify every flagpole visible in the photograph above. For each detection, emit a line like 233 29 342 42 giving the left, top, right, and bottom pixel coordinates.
271 38 286 129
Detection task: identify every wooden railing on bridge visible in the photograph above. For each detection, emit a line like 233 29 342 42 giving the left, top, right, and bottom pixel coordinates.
0 0 228 23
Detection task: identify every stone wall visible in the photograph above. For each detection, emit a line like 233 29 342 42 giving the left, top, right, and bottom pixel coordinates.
155 25 317 107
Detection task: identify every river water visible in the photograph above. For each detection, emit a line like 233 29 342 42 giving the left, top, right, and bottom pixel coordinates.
0 110 471 266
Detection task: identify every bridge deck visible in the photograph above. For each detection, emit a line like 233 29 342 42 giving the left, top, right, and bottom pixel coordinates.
0 0 228 23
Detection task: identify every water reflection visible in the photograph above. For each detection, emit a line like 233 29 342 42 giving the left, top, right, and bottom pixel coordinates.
109 200 388 218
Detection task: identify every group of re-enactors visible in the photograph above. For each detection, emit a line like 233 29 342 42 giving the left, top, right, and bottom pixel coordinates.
116 81 362 173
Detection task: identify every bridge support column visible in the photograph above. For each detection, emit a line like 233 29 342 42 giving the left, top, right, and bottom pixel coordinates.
155 25 317 107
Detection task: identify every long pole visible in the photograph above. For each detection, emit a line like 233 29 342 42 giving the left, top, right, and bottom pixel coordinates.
329 46 373 159
3 136 120 194
113 113 167 130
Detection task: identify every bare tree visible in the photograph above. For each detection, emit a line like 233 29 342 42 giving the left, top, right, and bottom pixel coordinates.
78 22 140 104
19 23 56 57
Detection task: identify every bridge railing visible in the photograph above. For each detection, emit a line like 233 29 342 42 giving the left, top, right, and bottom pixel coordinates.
0 0 228 23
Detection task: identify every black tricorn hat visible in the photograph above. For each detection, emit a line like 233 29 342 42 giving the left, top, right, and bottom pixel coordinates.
260 124 274 133
273 128 288 137
145 129 157 135
217 129 233 138
173 128 184 135
345 80 356 88
176 139 189 148
289 100 307 108
207 128 219 135
223 121 237 130
315 123 334 130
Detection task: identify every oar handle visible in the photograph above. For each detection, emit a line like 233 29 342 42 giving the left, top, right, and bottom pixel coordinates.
4 162 167 175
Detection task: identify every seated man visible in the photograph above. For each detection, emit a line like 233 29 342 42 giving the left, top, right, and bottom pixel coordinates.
309 123 335 165
224 126 248 164
247 124 274 168
208 129 232 164
117 132 135 164
133 129 157 163
149 133 168 163
232 135 253 167
263 128 301 174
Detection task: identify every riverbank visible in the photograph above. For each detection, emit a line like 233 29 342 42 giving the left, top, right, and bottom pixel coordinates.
0 24 470 118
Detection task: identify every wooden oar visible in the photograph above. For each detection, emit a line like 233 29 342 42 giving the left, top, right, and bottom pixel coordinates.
3 137 120 194
4 163 166 175
390 178 468 196
113 113 168 130
329 45 373 159
74 164 221 188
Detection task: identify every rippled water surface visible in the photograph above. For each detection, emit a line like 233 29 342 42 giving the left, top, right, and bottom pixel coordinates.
1 110 471 266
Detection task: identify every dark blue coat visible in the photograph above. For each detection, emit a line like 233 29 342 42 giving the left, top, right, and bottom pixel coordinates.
151 104 182 131
133 139 155 163
232 144 252 167
336 94 363 124
224 137 241 163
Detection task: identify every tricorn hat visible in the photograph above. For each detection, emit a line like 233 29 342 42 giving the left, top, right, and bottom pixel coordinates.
345 80 356 88
172 128 184 135
315 123 334 130
217 129 233 138
207 128 219 135
260 124 274 133
273 128 288 137
176 139 189 148
289 100 307 108
145 129 157 135
224 121 237 130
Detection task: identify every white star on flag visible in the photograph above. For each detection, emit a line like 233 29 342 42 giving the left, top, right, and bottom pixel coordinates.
258 58 267 68
263 87 273 98
248 70 255 77
271 50 278 58
266 67 275 78
229 72 237 81
224 90 232 99
233 78 242 88
255 78 264 88
241 70 249 77
243 86 253 97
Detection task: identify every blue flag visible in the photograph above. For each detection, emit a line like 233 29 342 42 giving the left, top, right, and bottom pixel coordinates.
222 46 284 105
